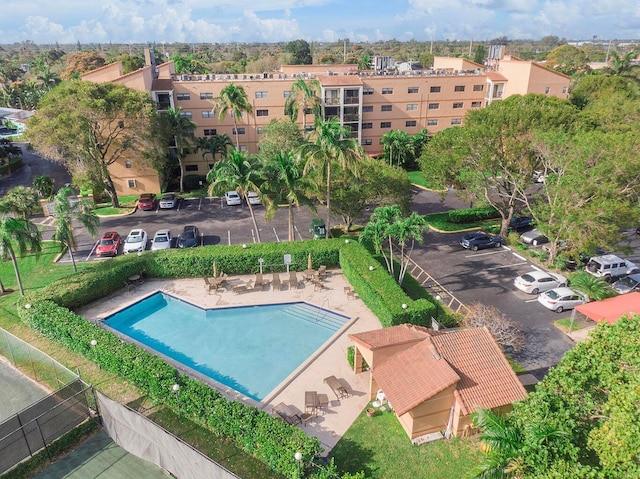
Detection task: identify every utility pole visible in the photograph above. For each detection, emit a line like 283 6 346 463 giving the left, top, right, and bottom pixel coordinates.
343 39 347 62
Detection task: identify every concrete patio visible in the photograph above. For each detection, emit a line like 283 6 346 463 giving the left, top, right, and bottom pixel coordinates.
78 269 383 454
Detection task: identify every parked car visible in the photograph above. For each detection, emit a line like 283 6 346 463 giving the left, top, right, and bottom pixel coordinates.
137 193 156 211
96 231 121 257
123 229 148 254
520 228 549 246
509 216 534 232
151 229 172 251
537 287 588 313
225 191 241 206
514 270 567 294
177 225 200 248
246 191 261 205
585 254 636 282
612 273 640 294
159 193 179 209
310 219 327 239
459 232 503 251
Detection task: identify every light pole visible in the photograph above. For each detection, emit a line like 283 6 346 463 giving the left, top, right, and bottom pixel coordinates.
294 452 303 478
435 295 442 323
172 383 181 416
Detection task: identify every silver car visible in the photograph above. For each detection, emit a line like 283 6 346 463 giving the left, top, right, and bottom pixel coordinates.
159 193 179 209
151 229 172 251
123 229 148 254
612 273 640 294
537 287 587 313
514 270 567 294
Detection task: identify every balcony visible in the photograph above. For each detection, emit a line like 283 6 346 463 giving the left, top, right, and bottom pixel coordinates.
343 97 359 105
343 114 360 122
324 97 341 105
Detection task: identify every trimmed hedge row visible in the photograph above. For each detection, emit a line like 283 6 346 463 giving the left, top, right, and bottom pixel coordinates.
21 239 436 478
447 205 499 224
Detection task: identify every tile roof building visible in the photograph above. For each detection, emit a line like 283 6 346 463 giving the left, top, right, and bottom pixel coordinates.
348 324 527 442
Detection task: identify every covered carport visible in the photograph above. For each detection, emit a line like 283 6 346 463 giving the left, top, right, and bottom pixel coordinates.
572 292 640 328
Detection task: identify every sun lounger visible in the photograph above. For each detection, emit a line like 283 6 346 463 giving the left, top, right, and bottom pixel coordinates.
273 402 302 425
289 271 300 289
254 273 269 290
232 281 253 294
305 390 318 415
324 375 349 399
272 273 282 291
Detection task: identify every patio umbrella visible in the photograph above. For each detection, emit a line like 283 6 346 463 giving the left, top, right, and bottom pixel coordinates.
213 261 218 278
307 253 313 270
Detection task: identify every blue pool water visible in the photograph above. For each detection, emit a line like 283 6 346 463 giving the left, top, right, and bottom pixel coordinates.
104 293 349 401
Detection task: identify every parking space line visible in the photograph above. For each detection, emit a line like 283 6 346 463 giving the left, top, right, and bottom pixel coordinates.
524 298 539 303
512 252 527 262
464 250 507 258
484 261 528 271
273 227 280 242
531 264 543 272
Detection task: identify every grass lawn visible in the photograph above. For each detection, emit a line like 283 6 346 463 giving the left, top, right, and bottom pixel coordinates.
554 317 592 333
330 407 482 478
407 170 428 188
424 211 501 233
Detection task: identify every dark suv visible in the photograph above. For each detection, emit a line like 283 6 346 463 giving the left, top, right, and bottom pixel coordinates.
177 225 201 248
460 232 503 251
509 216 534 232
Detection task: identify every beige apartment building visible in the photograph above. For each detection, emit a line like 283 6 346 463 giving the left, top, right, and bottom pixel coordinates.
82 49 570 196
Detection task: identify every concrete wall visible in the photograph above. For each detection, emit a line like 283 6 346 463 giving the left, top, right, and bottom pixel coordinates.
397 385 456 439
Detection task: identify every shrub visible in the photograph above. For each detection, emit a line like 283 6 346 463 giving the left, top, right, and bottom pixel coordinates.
447 206 499 224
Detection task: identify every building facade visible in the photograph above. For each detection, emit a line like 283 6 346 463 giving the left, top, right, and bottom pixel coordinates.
82 50 570 195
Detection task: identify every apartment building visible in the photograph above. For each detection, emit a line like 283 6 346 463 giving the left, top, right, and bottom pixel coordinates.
82 50 570 195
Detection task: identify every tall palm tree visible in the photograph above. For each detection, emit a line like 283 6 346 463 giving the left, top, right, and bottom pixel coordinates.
284 78 322 132
0 216 42 296
164 107 196 193
52 187 99 272
207 150 264 243
380 130 413 167
390 212 428 285
212 84 253 149
300 118 364 238
360 205 403 276
197 133 232 165
262 151 316 241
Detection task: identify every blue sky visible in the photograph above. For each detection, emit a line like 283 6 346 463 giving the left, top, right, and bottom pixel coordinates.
1 0 639 45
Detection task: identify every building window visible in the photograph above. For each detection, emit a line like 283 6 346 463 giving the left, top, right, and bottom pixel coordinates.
124 161 132 169
256 109 269 116
430 86 441 93
381 105 392 112
185 165 199 172
427 119 438 126
408 87 419 93
361 139 372 146
406 120 417 127
239 145 247 152
562 86 568 94
473 84 484 91
200 92 213 100
127 179 136 188
176 93 190 100
362 122 373 129
283 91 292 98
453 102 463 109
454 85 465 92
406 103 418 111
380 121 392 128
362 105 373 113
471 101 482 108
382 87 393 94
202 111 214 118
179 111 192 118
363 88 374 95
233 128 246 135
255 91 268 99
428 103 439 110
545 87 551 94
204 129 217 136
451 118 462 125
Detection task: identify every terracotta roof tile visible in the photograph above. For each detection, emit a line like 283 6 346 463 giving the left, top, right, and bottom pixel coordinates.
348 324 438 350
432 328 527 415
373 337 460 416
486 71 508 82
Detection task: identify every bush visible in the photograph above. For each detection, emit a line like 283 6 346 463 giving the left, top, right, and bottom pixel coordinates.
447 206 499 224
183 174 207 191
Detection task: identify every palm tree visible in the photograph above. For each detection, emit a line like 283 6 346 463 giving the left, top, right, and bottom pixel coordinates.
52 187 99 272
360 205 403 276
569 271 615 301
2 186 38 218
380 130 413 167
0 215 42 296
207 150 264 243
197 134 232 165
262 151 316 241
390 212 428 285
164 107 196 193
607 50 637 77
212 84 253 149
32 175 55 200
300 118 364 238
284 78 322 132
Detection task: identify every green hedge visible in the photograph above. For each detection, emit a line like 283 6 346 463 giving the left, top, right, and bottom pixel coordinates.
20 239 437 478
447 205 499 224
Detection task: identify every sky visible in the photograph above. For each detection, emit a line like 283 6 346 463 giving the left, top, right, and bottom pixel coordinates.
1 0 639 45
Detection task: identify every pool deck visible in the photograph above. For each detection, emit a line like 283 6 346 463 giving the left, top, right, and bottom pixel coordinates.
78 269 382 454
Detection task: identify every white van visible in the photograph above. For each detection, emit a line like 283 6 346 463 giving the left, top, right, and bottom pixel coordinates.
586 254 635 282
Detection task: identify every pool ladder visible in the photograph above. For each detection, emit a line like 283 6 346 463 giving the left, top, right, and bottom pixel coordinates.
314 298 330 323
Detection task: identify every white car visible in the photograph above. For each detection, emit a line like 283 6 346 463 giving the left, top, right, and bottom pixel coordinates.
247 191 261 205
123 229 148 254
537 287 587 313
514 270 567 295
151 229 172 251
159 193 179 209
225 191 241 206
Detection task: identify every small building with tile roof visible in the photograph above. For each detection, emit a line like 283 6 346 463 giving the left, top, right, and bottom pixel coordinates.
348 324 527 441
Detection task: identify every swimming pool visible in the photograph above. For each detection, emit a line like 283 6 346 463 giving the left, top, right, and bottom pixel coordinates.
103 292 350 401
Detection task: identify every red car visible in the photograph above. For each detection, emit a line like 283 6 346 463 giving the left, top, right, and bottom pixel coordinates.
137 193 157 211
96 231 121 257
